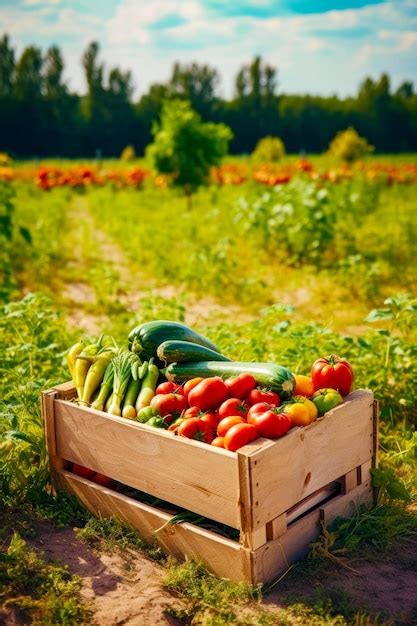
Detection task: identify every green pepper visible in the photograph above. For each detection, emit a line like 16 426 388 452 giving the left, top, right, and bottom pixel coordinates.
312 388 343 416
136 406 159 423
146 416 168 429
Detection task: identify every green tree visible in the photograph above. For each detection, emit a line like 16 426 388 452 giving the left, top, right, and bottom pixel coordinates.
0 34 14 97
252 136 286 162
169 62 220 118
327 127 374 162
146 99 232 208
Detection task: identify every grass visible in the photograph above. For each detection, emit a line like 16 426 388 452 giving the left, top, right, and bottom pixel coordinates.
1 155 417 624
0 526 91 626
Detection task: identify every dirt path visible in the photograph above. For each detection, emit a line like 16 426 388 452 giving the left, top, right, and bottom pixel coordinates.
59 195 253 335
28 521 183 626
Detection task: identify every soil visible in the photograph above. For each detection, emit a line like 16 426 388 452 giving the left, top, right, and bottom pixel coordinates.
25 521 184 626
1 519 415 626
265 538 417 624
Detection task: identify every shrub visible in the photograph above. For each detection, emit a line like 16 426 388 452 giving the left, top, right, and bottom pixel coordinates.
120 145 136 161
252 136 286 162
327 127 374 162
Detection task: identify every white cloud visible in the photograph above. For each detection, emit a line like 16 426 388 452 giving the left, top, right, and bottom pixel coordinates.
1 0 416 97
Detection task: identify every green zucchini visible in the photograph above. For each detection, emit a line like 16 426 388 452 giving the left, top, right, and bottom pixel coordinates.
128 320 220 360
157 340 231 364
165 361 296 400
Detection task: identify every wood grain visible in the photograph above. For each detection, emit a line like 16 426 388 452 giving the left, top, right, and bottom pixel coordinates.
252 479 373 584
245 390 374 529
58 470 249 582
54 400 240 528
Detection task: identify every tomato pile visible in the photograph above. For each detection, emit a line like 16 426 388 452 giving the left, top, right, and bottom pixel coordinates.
134 354 354 452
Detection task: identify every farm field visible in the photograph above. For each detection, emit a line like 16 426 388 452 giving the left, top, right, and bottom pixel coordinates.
1 155 417 625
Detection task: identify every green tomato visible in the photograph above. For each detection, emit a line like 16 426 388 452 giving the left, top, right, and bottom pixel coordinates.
312 388 343 416
136 406 159 423
146 416 168 429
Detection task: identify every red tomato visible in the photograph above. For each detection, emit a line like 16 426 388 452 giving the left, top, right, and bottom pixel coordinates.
151 393 187 417
156 381 185 396
200 412 219 432
247 402 275 420
92 473 113 487
311 355 354 396
188 377 228 412
248 410 291 439
225 373 256 399
218 398 248 420
183 377 204 397
224 423 259 452
211 436 225 448
72 464 96 480
183 406 202 418
247 389 280 406
177 418 214 443
217 415 245 437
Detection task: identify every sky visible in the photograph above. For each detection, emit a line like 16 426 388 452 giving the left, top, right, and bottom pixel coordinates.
1 0 417 98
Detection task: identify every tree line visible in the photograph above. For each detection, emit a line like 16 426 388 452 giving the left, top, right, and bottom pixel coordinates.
0 34 416 158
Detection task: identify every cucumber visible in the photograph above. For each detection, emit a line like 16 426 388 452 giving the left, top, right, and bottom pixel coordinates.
165 361 296 400
157 340 231 364
128 320 220 360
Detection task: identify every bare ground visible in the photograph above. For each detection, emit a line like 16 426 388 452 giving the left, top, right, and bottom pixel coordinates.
25 521 184 626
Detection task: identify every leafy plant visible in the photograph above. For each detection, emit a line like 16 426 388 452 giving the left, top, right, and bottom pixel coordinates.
252 136 286 162
146 99 232 208
327 127 374 162
0 532 90 625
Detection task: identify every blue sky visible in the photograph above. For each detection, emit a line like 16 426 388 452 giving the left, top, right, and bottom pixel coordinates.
1 0 416 97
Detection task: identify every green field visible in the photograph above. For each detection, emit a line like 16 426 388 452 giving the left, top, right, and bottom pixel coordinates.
1 156 417 625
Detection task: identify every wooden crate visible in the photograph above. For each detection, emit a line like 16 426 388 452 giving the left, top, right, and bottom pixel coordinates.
41 385 378 584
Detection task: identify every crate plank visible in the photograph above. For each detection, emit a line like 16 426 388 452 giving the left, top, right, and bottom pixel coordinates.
53 400 240 528
58 470 249 583
246 390 374 529
252 480 373 584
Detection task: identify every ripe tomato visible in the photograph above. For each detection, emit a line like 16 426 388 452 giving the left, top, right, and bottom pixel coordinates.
156 381 185 396
183 406 202 418
247 402 274 420
183 377 204 397
311 355 354 396
151 393 187 417
247 389 280 407
200 412 219 432
218 398 248 420
294 375 315 397
72 464 96 480
248 410 291 439
188 377 228 412
283 403 311 427
177 418 214 443
225 373 256 399
211 436 225 448
217 415 245 437
224 423 259 452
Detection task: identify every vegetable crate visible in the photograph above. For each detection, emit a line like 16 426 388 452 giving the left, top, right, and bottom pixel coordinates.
41 385 378 585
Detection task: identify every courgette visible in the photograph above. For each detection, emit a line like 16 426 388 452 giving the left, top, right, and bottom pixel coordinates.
128 320 220 360
157 340 231 364
165 361 296 400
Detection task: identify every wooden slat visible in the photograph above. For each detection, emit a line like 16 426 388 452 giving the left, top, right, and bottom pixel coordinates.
342 468 359 494
360 459 372 484
54 400 239 528
372 399 379 468
41 389 66 493
286 482 338 524
251 479 373 584
244 390 374 529
53 381 77 400
266 514 287 541
58 470 249 583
